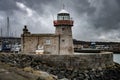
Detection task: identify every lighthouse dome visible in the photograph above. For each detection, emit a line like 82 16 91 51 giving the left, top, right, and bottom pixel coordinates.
58 9 69 14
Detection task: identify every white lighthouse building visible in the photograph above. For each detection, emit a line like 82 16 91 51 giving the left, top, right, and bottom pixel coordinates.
54 9 74 54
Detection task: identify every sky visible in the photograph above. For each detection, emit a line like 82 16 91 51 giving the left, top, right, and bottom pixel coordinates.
0 0 120 42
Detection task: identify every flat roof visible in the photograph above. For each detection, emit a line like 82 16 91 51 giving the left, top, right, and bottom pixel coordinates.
25 34 58 37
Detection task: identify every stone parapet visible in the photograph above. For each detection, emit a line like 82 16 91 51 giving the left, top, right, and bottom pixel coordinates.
0 52 114 70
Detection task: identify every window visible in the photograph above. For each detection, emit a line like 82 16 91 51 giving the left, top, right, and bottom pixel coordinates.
58 16 63 20
57 15 70 20
46 39 51 44
62 39 65 42
62 28 65 31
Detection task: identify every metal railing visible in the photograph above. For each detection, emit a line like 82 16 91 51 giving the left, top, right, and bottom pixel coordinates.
54 20 73 26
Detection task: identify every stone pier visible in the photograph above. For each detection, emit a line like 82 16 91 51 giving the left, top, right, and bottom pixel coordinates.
0 52 114 70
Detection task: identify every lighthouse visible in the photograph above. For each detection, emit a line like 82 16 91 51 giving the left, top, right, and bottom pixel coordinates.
54 8 74 55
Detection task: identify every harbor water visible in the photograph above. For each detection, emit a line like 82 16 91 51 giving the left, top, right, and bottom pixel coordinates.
114 54 120 64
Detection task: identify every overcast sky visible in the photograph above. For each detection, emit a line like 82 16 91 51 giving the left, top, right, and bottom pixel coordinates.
0 0 120 42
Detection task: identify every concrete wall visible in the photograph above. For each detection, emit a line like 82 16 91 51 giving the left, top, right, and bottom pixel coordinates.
0 52 114 69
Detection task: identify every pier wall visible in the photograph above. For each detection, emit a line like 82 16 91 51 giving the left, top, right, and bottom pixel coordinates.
0 52 114 69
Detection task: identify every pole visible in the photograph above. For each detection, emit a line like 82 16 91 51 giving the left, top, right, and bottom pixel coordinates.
7 17 10 37
1 28 2 37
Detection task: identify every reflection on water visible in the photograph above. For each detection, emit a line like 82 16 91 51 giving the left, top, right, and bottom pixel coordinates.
114 54 120 64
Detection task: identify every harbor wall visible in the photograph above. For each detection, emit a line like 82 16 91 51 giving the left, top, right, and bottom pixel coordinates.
0 52 114 69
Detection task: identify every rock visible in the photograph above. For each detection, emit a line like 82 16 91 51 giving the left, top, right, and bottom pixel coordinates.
23 67 56 80
36 71 55 80
0 62 38 80
23 67 34 72
59 78 69 80
0 53 120 80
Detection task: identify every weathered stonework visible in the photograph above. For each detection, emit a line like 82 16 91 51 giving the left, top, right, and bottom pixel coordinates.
0 52 119 80
21 32 59 54
0 52 114 69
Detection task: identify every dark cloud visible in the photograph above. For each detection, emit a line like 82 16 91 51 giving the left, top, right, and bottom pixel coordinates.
0 0 19 14
16 0 59 15
71 0 95 15
0 0 120 41
89 0 120 30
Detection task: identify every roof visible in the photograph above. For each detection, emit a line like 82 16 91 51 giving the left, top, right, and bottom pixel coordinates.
31 34 57 37
22 34 58 37
58 9 69 14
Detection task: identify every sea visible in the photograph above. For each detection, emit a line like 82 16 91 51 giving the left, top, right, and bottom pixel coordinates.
114 54 120 64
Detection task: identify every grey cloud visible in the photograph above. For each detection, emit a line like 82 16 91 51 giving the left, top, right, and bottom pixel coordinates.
88 0 120 30
0 0 120 41
0 0 19 14
16 0 59 15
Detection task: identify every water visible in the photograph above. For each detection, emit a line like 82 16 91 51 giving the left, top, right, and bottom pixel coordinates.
114 54 120 64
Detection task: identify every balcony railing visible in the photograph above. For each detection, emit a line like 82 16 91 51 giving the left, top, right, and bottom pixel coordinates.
54 20 73 26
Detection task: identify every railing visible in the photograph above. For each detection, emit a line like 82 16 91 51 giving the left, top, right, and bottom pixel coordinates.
54 20 73 26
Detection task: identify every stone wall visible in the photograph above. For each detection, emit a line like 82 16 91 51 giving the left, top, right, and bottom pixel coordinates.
21 34 59 54
21 24 74 55
0 52 114 69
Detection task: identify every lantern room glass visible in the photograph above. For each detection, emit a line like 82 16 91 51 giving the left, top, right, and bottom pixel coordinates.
57 14 70 20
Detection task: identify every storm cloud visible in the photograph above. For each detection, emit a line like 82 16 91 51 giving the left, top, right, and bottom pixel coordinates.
0 0 120 42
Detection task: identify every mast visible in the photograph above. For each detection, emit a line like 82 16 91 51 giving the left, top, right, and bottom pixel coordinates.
7 17 10 37
1 28 2 37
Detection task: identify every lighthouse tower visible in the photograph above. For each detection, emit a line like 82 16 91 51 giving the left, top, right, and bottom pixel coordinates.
54 8 74 55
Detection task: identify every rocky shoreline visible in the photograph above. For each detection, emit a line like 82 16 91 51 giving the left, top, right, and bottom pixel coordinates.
0 53 120 80
0 62 57 80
